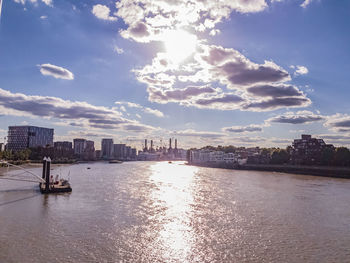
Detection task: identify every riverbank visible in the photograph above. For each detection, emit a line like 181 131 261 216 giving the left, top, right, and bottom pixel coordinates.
188 162 350 179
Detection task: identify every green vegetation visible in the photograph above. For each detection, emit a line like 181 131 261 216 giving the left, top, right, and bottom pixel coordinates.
333 147 350 166
270 149 290 164
0 149 31 161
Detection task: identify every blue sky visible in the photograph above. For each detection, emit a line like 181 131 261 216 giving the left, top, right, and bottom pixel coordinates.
1 0 350 150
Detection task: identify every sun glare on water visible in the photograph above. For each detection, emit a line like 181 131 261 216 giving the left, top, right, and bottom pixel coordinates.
163 30 197 64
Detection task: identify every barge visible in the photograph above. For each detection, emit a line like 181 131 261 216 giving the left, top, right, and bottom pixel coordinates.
40 157 72 194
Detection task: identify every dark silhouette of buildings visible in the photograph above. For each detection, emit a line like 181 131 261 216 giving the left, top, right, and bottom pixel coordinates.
291 134 334 165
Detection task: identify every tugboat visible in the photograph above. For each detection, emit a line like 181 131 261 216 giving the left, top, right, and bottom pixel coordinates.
109 160 123 164
39 157 72 194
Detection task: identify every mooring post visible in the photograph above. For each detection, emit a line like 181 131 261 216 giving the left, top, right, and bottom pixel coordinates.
45 157 51 192
42 157 47 180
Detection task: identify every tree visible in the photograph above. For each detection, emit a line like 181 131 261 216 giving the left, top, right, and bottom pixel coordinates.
260 148 272 157
333 147 350 166
2 150 13 160
321 147 335 166
270 149 290 164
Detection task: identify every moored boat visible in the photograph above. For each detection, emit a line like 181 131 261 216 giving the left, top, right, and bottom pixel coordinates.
109 160 123 164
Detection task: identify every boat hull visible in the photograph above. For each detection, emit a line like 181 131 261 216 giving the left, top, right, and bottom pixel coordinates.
39 183 72 194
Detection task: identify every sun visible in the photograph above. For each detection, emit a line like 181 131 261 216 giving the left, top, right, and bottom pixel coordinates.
163 30 197 64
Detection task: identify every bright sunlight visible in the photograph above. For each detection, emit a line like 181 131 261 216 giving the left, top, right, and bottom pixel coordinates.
163 30 197 64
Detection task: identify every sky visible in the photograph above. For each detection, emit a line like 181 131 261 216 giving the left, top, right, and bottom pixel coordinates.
0 0 350 150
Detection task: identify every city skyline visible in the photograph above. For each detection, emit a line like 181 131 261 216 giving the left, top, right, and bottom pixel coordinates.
1 0 350 149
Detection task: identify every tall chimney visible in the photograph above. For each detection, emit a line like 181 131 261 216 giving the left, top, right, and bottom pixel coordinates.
175 139 177 149
169 138 172 149
145 139 148 151
151 140 153 151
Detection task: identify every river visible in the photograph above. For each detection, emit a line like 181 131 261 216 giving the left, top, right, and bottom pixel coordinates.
1 161 350 262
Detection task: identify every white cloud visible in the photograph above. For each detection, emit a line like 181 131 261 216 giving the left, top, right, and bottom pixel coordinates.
40 15 47 20
13 0 52 6
209 29 221 36
41 0 52 7
114 45 124 54
301 0 313 8
115 0 268 42
143 107 164 118
115 101 165 118
92 4 117 21
39 63 74 80
291 65 309 76
134 43 309 112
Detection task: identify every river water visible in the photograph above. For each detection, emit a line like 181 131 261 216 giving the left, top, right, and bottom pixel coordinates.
1 161 350 262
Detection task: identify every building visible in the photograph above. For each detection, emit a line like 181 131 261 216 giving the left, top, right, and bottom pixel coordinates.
189 149 242 165
72 139 95 160
125 146 131 159
73 139 86 156
7 126 54 151
113 144 126 160
131 148 137 159
137 151 161 161
84 140 95 160
291 134 334 165
0 143 3 152
101 139 114 159
54 141 74 160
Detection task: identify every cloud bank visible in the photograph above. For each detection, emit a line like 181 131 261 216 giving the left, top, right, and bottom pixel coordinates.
0 88 155 132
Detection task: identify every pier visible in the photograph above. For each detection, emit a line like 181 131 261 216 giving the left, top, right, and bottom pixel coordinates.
0 157 72 194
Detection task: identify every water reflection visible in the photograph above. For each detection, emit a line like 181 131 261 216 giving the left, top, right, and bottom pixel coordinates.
149 161 198 262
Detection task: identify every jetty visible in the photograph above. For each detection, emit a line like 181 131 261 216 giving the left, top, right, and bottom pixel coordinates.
0 157 72 194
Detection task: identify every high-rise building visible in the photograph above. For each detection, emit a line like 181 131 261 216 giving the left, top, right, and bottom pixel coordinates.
84 140 95 160
54 141 74 159
113 144 126 159
131 148 137 159
85 140 95 152
0 143 3 152
125 146 131 158
101 139 114 159
7 126 54 151
73 139 86 156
